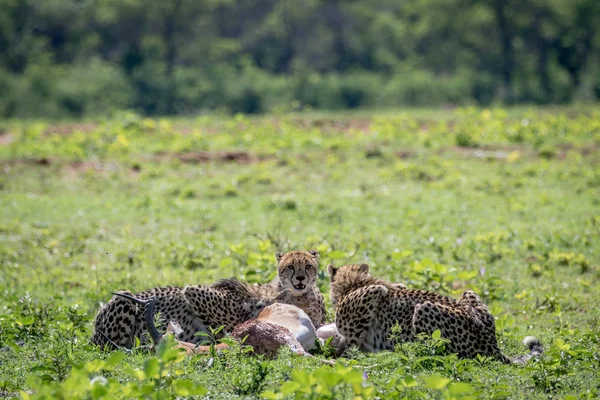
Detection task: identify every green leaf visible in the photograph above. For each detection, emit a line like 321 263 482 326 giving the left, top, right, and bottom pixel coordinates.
219 337 238 346
17 316 35 326
328 250 346 260
85 359 106 373
457 271 477 280
173 380 207 396
402 375 417 388
105 352 125 368
424 375 451 390
392 250 413 261
555 338 571 351
279 381 301 395
342 370 364 385
261 390 281 400
91 383 108 398
448 382 474 396
356 385 375 397
291 370 311 386
258 240 271 252
211 325 225 336
420 258 434 267
319 370 342 387
143 358 160 379
163 347 186 364
247 252 264 266
431 329 442 340
219 257 233 268
39 374 55 383
140 383 155 395
131 368 145 381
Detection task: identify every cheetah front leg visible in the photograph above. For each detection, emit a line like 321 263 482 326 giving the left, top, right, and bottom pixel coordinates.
312 288 327 327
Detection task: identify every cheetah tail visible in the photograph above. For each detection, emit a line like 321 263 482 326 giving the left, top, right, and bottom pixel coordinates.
511 336 544 365
111 292 162 347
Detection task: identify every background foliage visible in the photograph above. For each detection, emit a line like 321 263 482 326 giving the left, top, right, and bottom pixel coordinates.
1 108 599 398
1 0 599 118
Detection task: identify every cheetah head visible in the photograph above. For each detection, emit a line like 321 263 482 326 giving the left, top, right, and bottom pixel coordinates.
276 250 319 296
327 263 370 282
327 263 370 307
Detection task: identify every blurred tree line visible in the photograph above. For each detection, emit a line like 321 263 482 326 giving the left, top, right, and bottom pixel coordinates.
0 0 599 117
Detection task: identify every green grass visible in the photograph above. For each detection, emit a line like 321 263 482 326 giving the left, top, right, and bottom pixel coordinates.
1 107 599 399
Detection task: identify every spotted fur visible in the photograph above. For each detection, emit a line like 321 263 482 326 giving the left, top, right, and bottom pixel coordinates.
328 264 542 363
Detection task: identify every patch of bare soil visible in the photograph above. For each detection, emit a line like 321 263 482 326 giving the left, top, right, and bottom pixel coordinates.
174 125 221 135
67 160 119 172
1 150 268 175
0 157 52 167
43 123 98 136
444 145 533 160
396 150 416 159
443 143 599 160
0 129 13 146
556 143 599 159
0 159 131 180
174 118 373 136
296 118 372 134
174 151 263 164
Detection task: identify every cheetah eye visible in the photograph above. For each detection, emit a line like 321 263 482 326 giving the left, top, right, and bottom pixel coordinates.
305 264 313 269
287 265 294 270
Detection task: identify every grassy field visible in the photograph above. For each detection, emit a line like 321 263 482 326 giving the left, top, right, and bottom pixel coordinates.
1 107 599 399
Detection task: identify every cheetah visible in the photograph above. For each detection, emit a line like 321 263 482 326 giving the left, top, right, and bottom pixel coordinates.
264 250 326 327
328 263 543 364
90 279 273 349
90 250 326 349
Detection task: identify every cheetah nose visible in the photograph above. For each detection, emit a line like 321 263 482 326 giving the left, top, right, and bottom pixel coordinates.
296 276 305 282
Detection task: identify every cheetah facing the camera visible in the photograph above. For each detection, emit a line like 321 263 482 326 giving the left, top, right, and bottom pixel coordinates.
90 250 326 349
266 250 326 327
328 263 543 364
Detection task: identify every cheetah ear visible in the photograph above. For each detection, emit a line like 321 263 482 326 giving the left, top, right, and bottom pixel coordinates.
359 263 369 273
309 250 319 259
275 252 284 262
327 264 337 279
